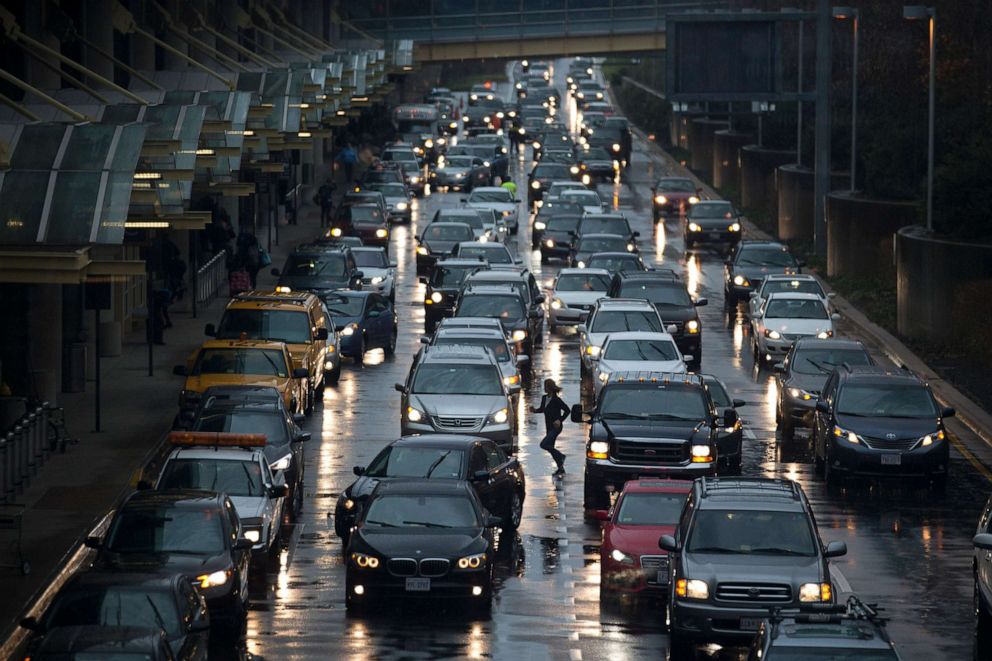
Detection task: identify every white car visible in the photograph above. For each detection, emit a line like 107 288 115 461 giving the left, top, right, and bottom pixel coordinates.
155 435 287 559
466 187 520 234
352 246 397 302
559 189 605 215
748 273 834 317
578 298 665 377
548 267 611 329
750 292 841 364
592 331 688 399
544 180 588 204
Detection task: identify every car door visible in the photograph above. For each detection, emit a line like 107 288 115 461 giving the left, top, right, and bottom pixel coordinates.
468 444 498 515
814 374 838 457
225 498 250 601
482 441 512 517
261 458 282 543
368 294 389 345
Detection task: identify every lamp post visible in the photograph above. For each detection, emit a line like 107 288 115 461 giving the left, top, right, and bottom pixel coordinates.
832 7 859 192
904 5 936 232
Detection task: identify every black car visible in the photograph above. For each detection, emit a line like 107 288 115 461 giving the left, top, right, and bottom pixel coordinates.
420 258 489 329
775 338 875 440
334 435 526 542
416 222 476 276
456 285 542 356
344 480 499 613
462 98 504 135
88 490 252 627
570 233 635 268
651 176 700 220
346 204 390 249
576 213 638 245
462 269 545 342
536 213 581 260
576 145 617 183
724 241 803 305
26 625 177 661
702 375 746 473
21 572 210 660
272 245 363 292
811 365 954 488
587 251 648 276
685 200 743 249
528 162 575 204
319 290 399 360
604 116 633 165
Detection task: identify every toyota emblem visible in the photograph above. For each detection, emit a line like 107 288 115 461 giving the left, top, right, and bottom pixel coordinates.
885 433 897 440
644 449 656 455
748 588 761 598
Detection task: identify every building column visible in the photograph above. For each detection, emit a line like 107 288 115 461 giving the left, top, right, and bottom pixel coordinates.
29 285 63 404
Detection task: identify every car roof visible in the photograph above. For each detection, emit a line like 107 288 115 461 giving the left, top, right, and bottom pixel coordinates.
197 399 284 415
199 339 287 351
167 446 265 463
739 240 789 249
763 273 818 282
457 241 509 249
226 289 319 310
471 186 511 193
435 327 505 340
615 269 681 282
764 292 826 302
557 267 611 277
421 344 498 363
792 337 867 351
578 233 627 241
696 477 806 509
321 289 371 300
461 284 523 297
438 317 505 330
839 365 924 383
603 331 677 343
351 246 388 254
595 298 657 310
393 434 486 448
373 479 475 496
620 478 694 495
604 371 702 386
466 271 527 282
123 489 226 508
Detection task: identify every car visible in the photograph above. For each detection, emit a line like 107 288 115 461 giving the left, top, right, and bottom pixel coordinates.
724 241 804 305
774 338 875 440
382 145 425 195
543 180 587 206
363 181 412 223
701 375 746 473
395 344 517 451
684 200 743 249
974 499 992 651
335 435 526 542
651 176 701 220
532 129 573 160
88 490 254 627
318 290 398 361
607 270 705 369
462 268 545 340
469 83 497 105
572 371 725 510
20 572 210 660
586 251 648 276
559 189 604 214
359 163 405 187
339 190 389 227
422 325 528 390
463 97 504 135
661 477 848 654
578 298 665 378
206 288 339 402
576 213 638 245
599 479 692 598
313 235 364 249
586 126 628 165
431 154 491 191
750 293 840 365
24 625 178 661
173 340 308 417
570 234 636 268
576 145 618 184
528 162 576 204
416 221 476 275
747 596 903 660
154 432 288 561
455 284 541 356
536 213 582 260
748 273 834 318
420 258 489 329
351 246 397 303
604 116 633 165
344 480 499 614
547 267 611 330
271 244 363 292
453 142 509 181
475 207 510 243
464 187 520 235
592 331 689 400
436 316 507 335
451 240 517 267
811 365 954 487
431 207 488 240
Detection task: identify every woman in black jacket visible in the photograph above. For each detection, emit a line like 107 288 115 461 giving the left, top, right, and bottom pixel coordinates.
530 378 569 475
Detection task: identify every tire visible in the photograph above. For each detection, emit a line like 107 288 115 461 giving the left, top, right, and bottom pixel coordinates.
326 362 341 385
976 579 992 653
781 419 795 441
506 489 524 530
353 334 366 364
385 327 397 356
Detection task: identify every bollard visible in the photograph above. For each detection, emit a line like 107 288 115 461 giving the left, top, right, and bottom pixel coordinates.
26 412 37 474
32 406 45 468
13 424 25 491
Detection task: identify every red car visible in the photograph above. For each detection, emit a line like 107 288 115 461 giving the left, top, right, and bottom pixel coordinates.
598 479 692 596
651 177 701 221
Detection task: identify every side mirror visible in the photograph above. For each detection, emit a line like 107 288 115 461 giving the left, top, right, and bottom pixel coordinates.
722 408 739 428
293 413 306 425
942 407 956 418
294 432 312 443
234 538 254 551
84 536 102 549
773 362 786 373
418 276 428 285
354 271 365 280
732 398 746 408
827 292 837 299
516 354 530 364
974 533 992 550
570 403 585 423
694 298 708 308
830 313 841 321
269 484 289 499
683 355 695 364
353 465 366 476
204 323 216 337
514 257 524 265
509 383 521 395
815 400 830 413
394 382 406 393
633 231 640 237
270 268 281 276
390 262 398 269
172 365 187 377
420 335 431 344
535 294 546 304
659 534 680 553
592 509 610 522
317 328 329 341
823 540 848 558
472 470 490 481
292 367 310 379
20 617 40 631
576 324 587 335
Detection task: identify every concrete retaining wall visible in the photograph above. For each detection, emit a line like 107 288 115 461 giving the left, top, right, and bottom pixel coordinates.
740 145 795 218
712 130 753 190
777 165 849 242
826 191 918 278
688 119 729 181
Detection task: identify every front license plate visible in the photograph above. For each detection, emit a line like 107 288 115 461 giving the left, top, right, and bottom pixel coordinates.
740 617 762 631
881 454 902 466
405 577 430 592
709 233 721 240
656 571 668 585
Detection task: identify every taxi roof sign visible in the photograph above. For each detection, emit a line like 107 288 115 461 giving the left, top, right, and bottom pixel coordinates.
168 431 267 448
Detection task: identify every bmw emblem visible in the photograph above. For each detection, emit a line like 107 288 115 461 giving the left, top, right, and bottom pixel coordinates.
415 550 422 555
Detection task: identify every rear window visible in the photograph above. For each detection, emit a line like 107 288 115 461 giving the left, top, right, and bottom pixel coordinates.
591 310 662 333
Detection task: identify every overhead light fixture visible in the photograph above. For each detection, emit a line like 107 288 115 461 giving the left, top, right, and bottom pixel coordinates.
298 131 312 138
336 110 346 116
133 172 162 180
226 129 254 137
124 221 170 229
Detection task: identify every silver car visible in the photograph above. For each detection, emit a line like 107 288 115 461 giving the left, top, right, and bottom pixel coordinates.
465 187 520 235
351 247 397 302
548 268 611 329
422 327 528 405
578 298 666 378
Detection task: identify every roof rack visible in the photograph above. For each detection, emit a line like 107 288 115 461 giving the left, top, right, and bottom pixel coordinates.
698 476 803 501
232 291 310 305
609 371 702 386
767 595 891 642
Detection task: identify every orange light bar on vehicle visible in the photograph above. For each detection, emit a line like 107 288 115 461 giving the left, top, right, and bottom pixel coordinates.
168 431 267 447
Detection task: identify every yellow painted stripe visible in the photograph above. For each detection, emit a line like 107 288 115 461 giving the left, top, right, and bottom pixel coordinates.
949 432 992 483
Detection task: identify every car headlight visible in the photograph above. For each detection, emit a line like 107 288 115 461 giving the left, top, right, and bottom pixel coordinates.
511 329 527 342
417 246 429 255
545 239 555 248
330 227 343 237
396 202 408 211
196 570 230 589
689 196 700 205
375 228 388 238
576 260 586 268
437 137 446 145
581 174 591 185
409 175 421 184
799 582 832 603
496 112 504 119
610 549 634 565
492 407 510 424
508 111 516 118
450 121 458 129
483 116 490 123
424 139 434 148
789 388 815 401
534 221 547 230
341 323 358 337
502 210 513 217
550 298 563 310
342 498 355 511
470 94 478 100
519 128 526 135
457 553 486 569
655 195 668 204
570 166 580 174
270 453 292 471
531 180 541 189
588 440 609 459
920 430 945 447
733 275 749 287
454 172 464 179
764 329 782 340
626 243 635 252
532 141 542 149
597 370 609 383
352 553 380 569
612 143 620 151
407 406 424 422
688 222 701 232
730 222 741 231
478 234 489 243
483 161 491 167
817 330 834 339
243 528 261 544
585 345 601 357
675 578 708 600
370 276 385 285
686 320 700 334
427 291 442 304
503 374 520 387
833 426 861 444
690 444 713 463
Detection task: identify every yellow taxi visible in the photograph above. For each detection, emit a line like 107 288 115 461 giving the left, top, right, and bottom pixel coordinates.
204 288 339 415
173 340 307 416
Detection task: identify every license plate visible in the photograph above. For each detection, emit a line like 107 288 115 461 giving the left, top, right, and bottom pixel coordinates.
405 577 430 592
740 617 762 631
656 571 668 585
709 233 721 240
881 454 902 466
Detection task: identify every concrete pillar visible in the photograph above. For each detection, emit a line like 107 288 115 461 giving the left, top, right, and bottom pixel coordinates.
29 285 63 404
81 0 115 82
21 2 61 90
688 118 729 182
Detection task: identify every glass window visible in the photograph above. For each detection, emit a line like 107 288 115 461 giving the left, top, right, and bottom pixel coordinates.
158 459 265 497
45 172 103 244
620 282 692 307
367 183 406 196
761 279 825 298
764 299 828 320
469 190 513 203
216 309 312 343
615 492 687 526
437 213 483 229
424 224 474 241
348 207 385 224
412 364 502 395
61 125 116 171
457 245 512 264
736 246 797 267
764 650 898 660
193 412 290 446
578 236 628 252
556 273 611 292
432 264 480 287
45 588 181 637
443 156 475 168
457 295 525 320
364 494 479 528
352 249 388 268
791 348 871 375
533 164 572 179
11 124 65 169
687 510 816 556
588 255 643 272
322 294 366 317
282 254 347 277
603 339 679 361
106 506 226 554
590 310 662 333
365 446 464 479
191 349 289 377
836 384 938 418
435 336 510 362
484 443 504 470
0 171 50 244
656 179 696 193
704 379 732 408
546 215 581 232
599 385 708 421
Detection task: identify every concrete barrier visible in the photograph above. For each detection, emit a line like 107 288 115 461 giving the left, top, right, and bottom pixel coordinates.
712 130 753 190
688 119 729 180
825 191 918 278
670 113 691 151
740 145 795 218
776 165 849 242
896 225 992 363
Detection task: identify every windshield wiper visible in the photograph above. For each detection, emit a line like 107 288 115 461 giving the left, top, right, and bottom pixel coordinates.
145 595 168 634
365 519 399 527
690 546 740 554
402 520 452 528
748 547 810 556
602 412 649 420
646 413 701 421
805 358 833 374
424 451 452 478
241 463 256 496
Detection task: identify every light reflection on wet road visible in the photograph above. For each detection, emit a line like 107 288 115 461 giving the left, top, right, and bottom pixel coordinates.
236 60 989 661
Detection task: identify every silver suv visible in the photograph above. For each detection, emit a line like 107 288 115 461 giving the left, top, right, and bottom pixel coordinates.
395 344 517 451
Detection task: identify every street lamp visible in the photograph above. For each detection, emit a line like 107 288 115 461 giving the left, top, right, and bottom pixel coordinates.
833 7 859 192
904 5 936 232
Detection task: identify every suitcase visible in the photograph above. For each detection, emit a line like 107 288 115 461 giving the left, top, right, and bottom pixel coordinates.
229 269 251 295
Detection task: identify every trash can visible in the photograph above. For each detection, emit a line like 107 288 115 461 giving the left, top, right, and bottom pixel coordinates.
63 343 86 393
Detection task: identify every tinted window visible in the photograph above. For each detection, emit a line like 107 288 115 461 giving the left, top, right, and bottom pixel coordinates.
194 412 291 445
192 349 288 377
457 295 525 320
107 506 226 554
546 215 581 232
791 348 872 375
322 295 365 317
424 224 474 241
736 246 797 267
656 179 695 193
45 588 181 636
580 218 629 235
364 495 479 528
412 364 502 395
533 164 572 179
616 492 687 526
432 264 481 287
282 254 346 276
836 384 938 418
687 510 816 556
588 255 643 272
365 446 464 479
556 273 611 292
761 279 825 298
578 236 628 252
366 183 405 196
591 310 662 333
216 309 311 344
620 282 692 307
438 213 484 229
581 147 612 160
603 339 679 361
765 650 898 661
435 336 510 362
444 156 475 168
705 379 732 407
689 203 733 218
764 299 828 320
457 245 512 264
158 459 265 497
352 250 388 268
349 207 384 224
599 385 707 421
469 190 513 203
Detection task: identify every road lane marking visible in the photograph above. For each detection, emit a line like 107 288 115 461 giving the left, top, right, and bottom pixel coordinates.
832 565 853 594
744 427 756 440
948 432 992 483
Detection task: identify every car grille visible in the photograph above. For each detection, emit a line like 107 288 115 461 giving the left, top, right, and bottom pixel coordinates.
387 558 418 577
861 435 919 451
663 320 685 336
361 278 373 285
779 333 811 342
611 440 688 464
716 582 792 603
419 558 450 577
574 303 594 312
434 415 483 430
640 555 669 570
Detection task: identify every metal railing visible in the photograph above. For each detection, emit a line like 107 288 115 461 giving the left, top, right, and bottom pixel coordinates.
1 405 49 504
196 251 228 309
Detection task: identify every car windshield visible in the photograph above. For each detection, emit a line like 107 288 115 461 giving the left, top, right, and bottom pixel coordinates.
432 264 481 287
321 295 365 317
547 216 581 232
46 588 181 637
690 203 733 219
193 412 290 446
657 179 696 193
192 349 288 377
549 184 584 197
534 164 572 179
582 147 612 160
435 336 510 362
589 255 641 272
579 236 627 252
383 150 415 162
457 246 512 264
599 385 707 421
458 295 525 321
424 224 474 241
412 364 502 395
591 310 662 333
366 446 464 479
216 309 311 344
737 247 797 267
106 506 226 554
366 183 405 197
364 494 479 528
556 273 611 292
580 218 628 235
704 379 732 407
158 459 265 497
603 339 679 362
791 348 872 375
350 207 384 225
283 254 347 277
620 282 693 307
438 214 483 229
615 492 687 526
469 190 512 203
765 299 828 320
352 250 389 268
561 191 601 206
687 510 816 556
762 279 825 298
836 384 938 418
764 650 899 660
444 156 475 168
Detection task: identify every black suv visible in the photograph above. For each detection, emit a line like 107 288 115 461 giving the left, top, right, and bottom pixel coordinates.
571 372 729 510
272 245 363 292
607 270 707 369
419 258 488 329
661 477 847 655
811 365 954 488
724 241 803 305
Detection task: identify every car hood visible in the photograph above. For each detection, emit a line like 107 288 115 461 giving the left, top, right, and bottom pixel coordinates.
684 553 824 584
423 239 460 254
602 419 705 442
735 265 799 281
436 166 472 177
835 413 937 440
97 550 230 576
599 359 687 375
229 495 269 521
557 291 606 306
607 523 677 554
692 217 736 229
279 274 351 290
412 393 506 416
762 318 833 335
358 528 481 557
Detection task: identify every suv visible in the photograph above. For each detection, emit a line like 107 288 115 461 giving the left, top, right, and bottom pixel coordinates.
685 200 743 249
462 269 544 338
661 477 848 654
608 271 706 369
456 284 541 356
578 298 665 379
724 241 803 305
420 258 488 329
395 344 518 451
571 372 728 510
271 245 363 293
811 365 954 487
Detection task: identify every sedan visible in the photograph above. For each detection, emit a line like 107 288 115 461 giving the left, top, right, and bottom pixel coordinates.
592 331 688 400
547 268 612 330
559 189 604 215
431 155 490 191
570 233 636 268
652 176 700 220
750 293 840 365
416 222 476 276
724 240 804 304
320 291 398 361
684 200 742 249
748 273 834 318
352 246 398 302
364 182 412 224
465 187 520 235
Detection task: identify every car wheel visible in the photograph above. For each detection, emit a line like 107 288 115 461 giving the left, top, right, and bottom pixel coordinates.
354 333 365 363
385 327 398 356
976 579 992 651
506 489 523 530
326 362 341 385
781 419 795 441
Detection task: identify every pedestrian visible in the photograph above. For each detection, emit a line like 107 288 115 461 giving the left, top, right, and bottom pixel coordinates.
530 378 570 475
336 143 358 182
316 177 336 227
151 287 172 345
235 228 261 288
500 179 517 197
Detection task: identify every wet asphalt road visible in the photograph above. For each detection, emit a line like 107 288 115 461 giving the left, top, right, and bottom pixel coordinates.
236 61 989 661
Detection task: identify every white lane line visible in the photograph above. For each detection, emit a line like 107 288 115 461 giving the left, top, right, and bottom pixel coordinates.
570 649 583 661
832 565 853 594
744 427 757 440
